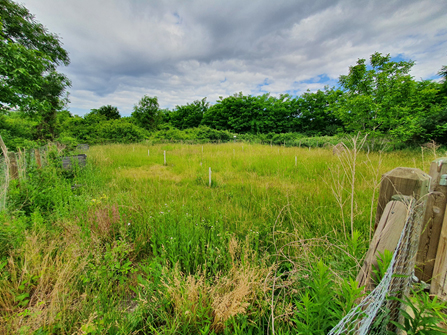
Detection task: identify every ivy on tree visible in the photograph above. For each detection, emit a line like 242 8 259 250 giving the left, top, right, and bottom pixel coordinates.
0 0 71 139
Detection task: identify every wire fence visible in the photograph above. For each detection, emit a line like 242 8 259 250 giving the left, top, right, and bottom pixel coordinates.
0 139 79 212
329 197 424 335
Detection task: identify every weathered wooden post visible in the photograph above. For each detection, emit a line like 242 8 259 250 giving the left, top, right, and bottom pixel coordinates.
8 153 19 180
430 210 447 298
375 167 431 230
416 158 447 282
35 148 42 169
359 167 431 291
357 199 409 291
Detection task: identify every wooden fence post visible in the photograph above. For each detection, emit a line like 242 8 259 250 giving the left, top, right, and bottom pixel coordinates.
375 167 431 230
8 153 19 180
357 199 409 291
430 209 447 299
416 158 447 282
35 148 42 169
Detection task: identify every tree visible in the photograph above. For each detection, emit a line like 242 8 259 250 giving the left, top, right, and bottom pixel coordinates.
90 105 121 120
0 0 71 139
131 95 161 130
170 98 208 129
335 52 414 136
292 88 343 136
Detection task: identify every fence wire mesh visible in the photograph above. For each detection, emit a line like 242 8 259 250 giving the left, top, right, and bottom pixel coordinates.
329 197 424 335
0 143 53 212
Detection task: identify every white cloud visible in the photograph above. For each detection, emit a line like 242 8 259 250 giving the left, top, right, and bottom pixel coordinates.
19 0 447 116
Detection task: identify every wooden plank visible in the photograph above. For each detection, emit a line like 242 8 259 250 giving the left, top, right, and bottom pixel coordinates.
430 209 447 299
416 158 447 282
375 167 431 230
357 200 409 291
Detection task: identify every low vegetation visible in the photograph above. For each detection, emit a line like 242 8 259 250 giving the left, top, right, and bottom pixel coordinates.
0 142 446 334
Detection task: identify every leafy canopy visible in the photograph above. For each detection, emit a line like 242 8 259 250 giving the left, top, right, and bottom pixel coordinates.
90 105 121 120
131 95 161 130
335 52 414 134
0 0 71 138
169 97 208 130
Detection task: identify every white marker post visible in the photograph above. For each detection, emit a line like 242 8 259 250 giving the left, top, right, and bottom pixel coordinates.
148 149 149 156
164 151 166 165
295 156 297 166
209 167 212 187
202 146 203 153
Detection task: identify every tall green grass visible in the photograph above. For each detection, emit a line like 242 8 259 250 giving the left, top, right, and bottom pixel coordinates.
0 142 444 334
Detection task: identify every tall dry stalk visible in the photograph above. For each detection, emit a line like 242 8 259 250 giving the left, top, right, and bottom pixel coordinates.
327 133 367 240
326 165 348 240
362 150 384 242
0 134 10 211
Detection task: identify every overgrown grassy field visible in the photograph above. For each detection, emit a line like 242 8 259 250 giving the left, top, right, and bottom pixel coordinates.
0 142 444 334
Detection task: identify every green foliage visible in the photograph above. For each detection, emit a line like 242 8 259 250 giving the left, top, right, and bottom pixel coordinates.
82 240 136 288
333 52 447 145
294 88 343 136
63 114 148 144
0 111 39 150
169 98 208 129
202 92 300 133
0 0 71 138
90 105 121 120
372 249 393 285
96 119 148 143
150 125 232 142
292 260 364 334
335 52 415 135
391 289 447 335
7 149 75 216
132 95 161 130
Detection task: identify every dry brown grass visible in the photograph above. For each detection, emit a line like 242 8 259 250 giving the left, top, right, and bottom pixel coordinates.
162 237 269 333
0 230 89 334
88 204 121 241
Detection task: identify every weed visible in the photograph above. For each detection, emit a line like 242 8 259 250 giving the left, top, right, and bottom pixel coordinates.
391 289 447 335
372 249 393 285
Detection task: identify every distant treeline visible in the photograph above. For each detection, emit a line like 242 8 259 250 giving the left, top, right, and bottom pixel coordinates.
1 53 446 151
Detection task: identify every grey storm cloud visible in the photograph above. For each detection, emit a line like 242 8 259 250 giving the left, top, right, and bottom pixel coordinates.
19 0 447 115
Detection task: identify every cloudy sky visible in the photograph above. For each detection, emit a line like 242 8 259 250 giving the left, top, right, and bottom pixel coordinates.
20 0 447 116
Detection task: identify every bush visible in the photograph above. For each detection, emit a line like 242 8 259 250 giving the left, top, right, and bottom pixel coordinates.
97 119 148 143
149 125 232 142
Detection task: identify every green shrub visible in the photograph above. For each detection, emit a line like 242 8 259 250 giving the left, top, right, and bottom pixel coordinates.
97 119 148 143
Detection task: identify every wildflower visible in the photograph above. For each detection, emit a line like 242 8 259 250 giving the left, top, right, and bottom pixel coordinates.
128 223 131 226
160 212 164 214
